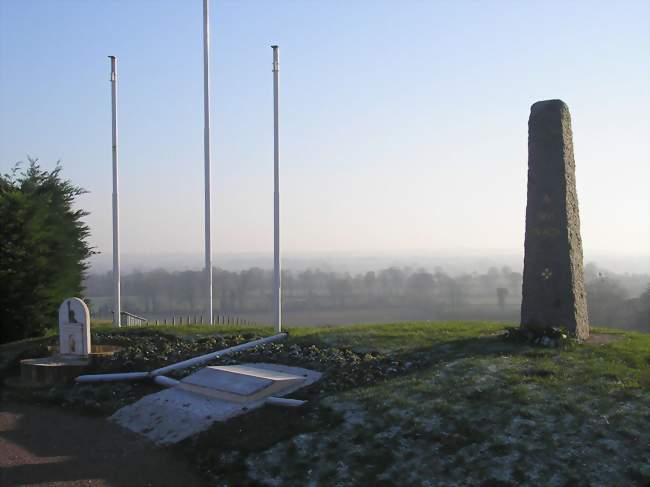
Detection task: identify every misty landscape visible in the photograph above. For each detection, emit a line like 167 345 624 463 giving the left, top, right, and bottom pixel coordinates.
85 259 650 331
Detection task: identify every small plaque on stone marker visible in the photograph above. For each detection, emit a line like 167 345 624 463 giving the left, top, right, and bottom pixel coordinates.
58 298 91 356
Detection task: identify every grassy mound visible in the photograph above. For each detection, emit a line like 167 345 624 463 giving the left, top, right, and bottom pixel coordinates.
2 321 648 486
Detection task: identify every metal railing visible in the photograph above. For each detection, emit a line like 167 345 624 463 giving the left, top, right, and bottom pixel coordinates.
120 311 148 326
152 314 255 326
110 311 257 327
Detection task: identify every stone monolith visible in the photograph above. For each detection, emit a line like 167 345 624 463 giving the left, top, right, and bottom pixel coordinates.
521 100 589 339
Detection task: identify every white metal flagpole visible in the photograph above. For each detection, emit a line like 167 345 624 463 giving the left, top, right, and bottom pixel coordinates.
203 0 213 324
109 55 121 328
271 45 281 333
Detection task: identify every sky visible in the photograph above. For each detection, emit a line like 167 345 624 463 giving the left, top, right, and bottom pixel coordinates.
1 0 649 271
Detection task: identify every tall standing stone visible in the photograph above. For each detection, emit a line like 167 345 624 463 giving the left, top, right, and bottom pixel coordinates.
521 100 589 339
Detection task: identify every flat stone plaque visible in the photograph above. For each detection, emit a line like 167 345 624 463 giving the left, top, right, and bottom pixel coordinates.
179 364 305 403
111 363 322 444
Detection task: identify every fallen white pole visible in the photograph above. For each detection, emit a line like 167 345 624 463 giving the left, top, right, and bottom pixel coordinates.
151 332 287 377
272 45 281 334
109 55 121 328
76 371 149 383
75 333 287 383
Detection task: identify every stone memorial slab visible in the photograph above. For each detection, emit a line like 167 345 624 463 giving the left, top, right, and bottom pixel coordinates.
178 364 305 403
58 297 91 356
110 363 321 445
521 100 589 339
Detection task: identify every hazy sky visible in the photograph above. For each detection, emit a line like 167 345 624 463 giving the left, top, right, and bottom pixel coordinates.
1 0 649 263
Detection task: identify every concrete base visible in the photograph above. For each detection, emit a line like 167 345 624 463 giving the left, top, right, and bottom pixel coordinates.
19 355 91 387
110 363 321 445
17 345 123 388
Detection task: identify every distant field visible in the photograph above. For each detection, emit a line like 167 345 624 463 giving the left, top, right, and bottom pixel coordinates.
90 304 520 328
235 306 519 327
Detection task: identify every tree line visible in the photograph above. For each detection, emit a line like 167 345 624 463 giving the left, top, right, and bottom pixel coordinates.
84 264 649 331
85 266 521 315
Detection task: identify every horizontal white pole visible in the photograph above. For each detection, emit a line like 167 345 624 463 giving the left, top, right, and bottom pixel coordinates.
150 333 287 377
75 334 287 384
266 397 306 407
75 371 149 383
154 375 180 388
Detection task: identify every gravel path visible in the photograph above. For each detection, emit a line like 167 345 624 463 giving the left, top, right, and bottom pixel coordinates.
0 401 204 487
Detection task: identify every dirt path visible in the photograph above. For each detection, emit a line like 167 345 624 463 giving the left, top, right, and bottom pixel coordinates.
0 401 204 487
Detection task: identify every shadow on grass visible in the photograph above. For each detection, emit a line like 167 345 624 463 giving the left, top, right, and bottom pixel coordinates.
182 334 532 485
382 334 532 381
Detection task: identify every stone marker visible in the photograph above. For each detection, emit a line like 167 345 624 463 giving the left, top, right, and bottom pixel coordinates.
9 298 120 387
58 297 91 355
521 100 589 339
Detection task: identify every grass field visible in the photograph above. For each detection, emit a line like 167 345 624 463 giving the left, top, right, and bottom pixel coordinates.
2 321 649 486
90 302 521 328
